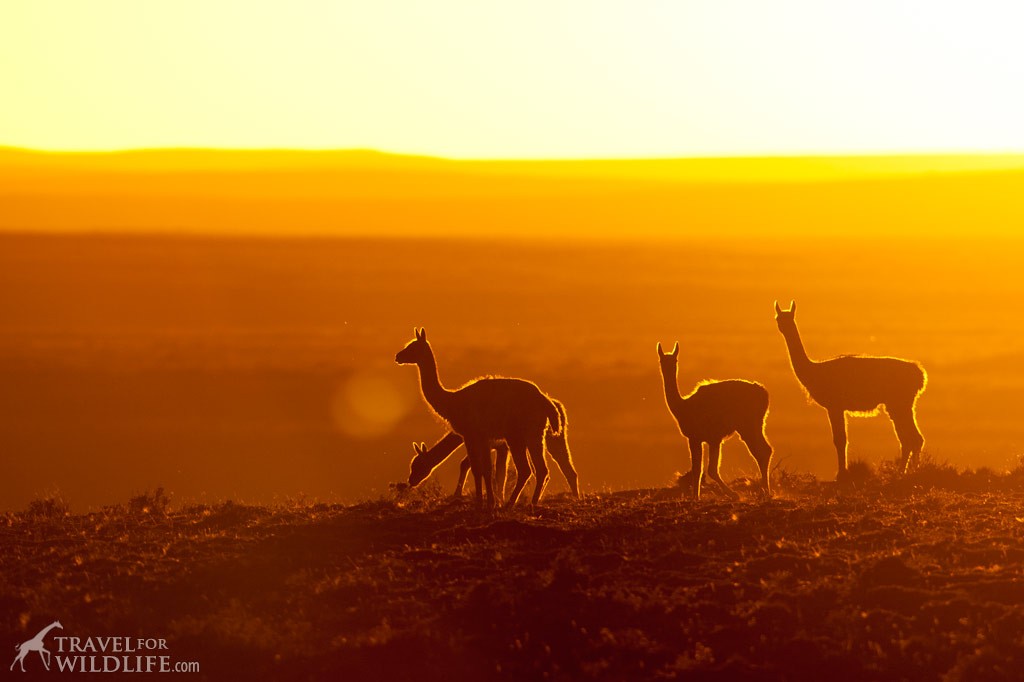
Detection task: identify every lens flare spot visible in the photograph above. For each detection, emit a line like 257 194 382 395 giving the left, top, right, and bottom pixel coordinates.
330 371 411 439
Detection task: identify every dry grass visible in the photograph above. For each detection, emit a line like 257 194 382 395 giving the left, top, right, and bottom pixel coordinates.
3 474 1024 681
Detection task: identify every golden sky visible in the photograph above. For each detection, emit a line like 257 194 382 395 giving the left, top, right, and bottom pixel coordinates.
2 1 1024 157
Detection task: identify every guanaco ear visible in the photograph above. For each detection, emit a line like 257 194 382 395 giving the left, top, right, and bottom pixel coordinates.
789 300 796 314
657 342 665 357
415 328 426 341
413 441 426 455
774 301 782 315
671 341 679 357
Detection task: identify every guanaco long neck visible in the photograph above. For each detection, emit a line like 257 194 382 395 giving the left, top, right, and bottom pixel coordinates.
659 362 687 417
781 323 814 378
415 347 455 418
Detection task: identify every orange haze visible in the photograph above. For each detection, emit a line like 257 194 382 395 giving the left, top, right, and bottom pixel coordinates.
2 150 1024 509
3 148 1024 238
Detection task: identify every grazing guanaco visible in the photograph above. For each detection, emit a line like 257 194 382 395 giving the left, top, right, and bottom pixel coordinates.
396 328 565 507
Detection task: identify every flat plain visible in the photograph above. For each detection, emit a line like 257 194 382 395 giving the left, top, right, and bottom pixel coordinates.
2 234 1024 509
5 152 1024 680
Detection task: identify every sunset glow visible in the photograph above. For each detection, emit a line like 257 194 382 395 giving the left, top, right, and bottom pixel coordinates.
6 4 1024 679
3 0 1024 157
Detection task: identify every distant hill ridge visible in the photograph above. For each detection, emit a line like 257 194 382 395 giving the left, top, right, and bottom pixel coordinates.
3 146 1024 182
2 147 1024 237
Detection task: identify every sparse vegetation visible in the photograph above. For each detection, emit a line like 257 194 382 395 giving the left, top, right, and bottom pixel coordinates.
23 493 70 520
3 479 1024 681
860 453 1024 495
128 487 171 516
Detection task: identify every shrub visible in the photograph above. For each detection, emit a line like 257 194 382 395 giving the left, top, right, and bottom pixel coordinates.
128 487 171 516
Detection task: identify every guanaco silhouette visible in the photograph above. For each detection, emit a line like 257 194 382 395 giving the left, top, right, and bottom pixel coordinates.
395 328 566 508
774 301 927 478
409 434 512 498
657 342 773 500
409 401 580 500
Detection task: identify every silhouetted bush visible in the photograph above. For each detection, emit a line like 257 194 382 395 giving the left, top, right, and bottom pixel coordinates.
128 487 171 516
880 453 1024 494
24 494 69 520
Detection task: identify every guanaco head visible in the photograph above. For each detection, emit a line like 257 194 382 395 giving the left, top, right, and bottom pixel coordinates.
656 341 679 371
774 300 797 333
395 327 430 365
408 441 432 487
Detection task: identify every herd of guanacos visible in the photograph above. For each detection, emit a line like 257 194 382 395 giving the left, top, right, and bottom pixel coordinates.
394 301 927 505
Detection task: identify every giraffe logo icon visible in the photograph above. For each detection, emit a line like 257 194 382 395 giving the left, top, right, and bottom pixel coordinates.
10 620 63 672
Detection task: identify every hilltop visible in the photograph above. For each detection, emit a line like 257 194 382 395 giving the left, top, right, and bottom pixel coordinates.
3 469 1024 681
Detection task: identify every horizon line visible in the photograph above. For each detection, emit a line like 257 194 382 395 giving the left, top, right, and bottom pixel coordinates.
5 144 1024 163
